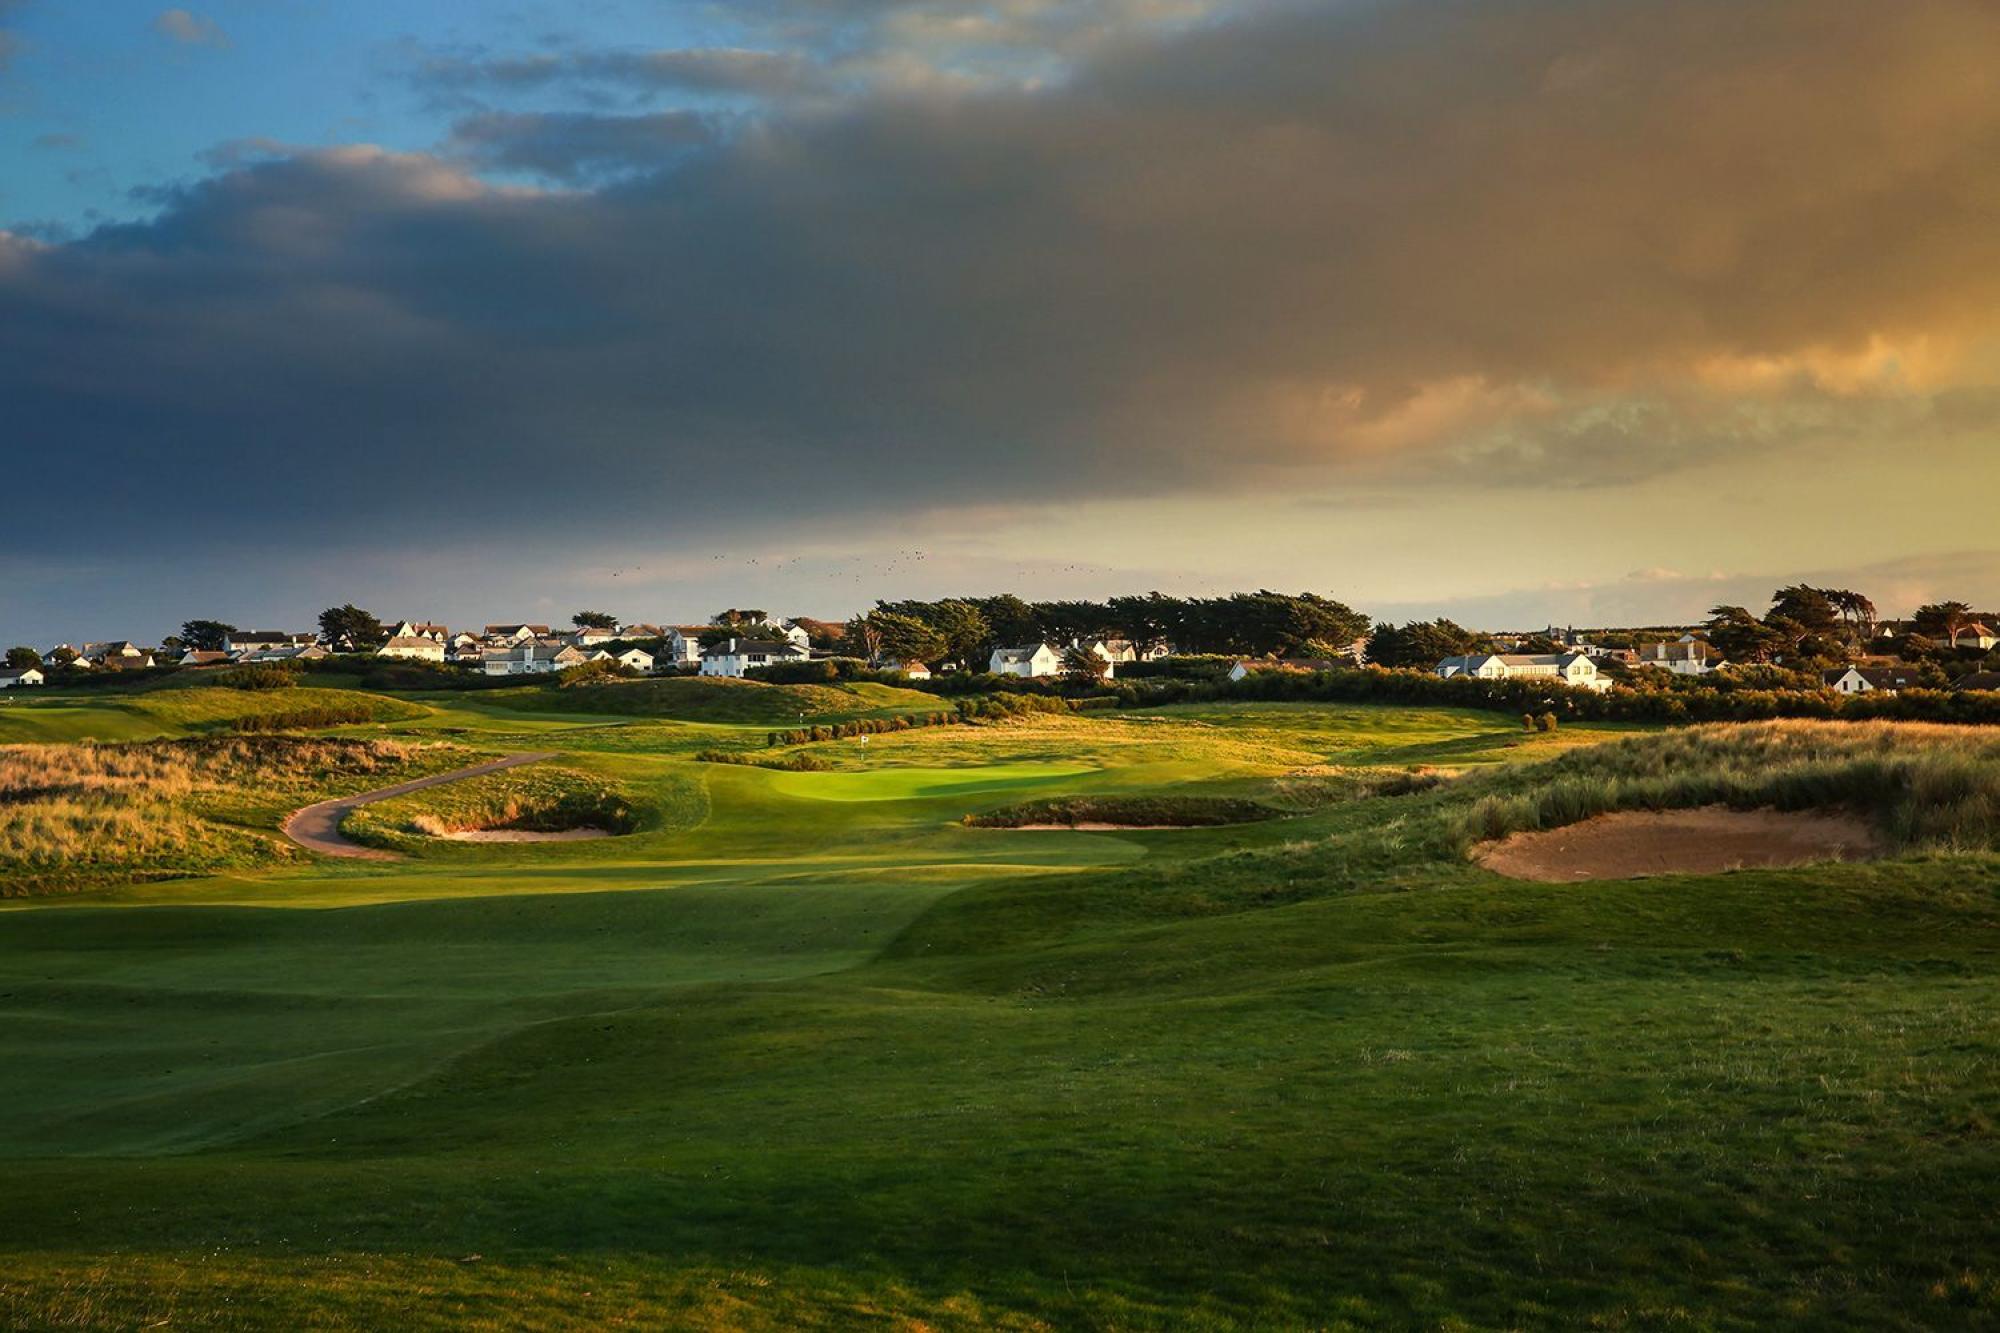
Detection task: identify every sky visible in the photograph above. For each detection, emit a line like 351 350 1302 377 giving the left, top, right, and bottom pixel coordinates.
3 0 1999 645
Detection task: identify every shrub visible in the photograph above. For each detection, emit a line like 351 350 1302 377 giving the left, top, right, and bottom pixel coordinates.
212 663 299 691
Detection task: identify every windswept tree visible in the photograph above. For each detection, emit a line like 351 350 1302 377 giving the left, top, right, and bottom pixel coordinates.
5 646 40 670
1705 605 1786 664
971 594 1041 650
875 599 991 669
317 604 384 649
709 608 770 629
1060 644 1110 684
868 611 946 667
179 619 237 652
571 610 619 630
1913 600 1975 646
1365 619 1484 668
842 615 883 662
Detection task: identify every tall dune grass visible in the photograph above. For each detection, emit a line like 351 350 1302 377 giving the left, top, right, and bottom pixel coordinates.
0 737 438 892
1454 721 2000 853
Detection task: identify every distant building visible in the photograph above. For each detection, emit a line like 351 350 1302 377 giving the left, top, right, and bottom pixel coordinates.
80 640 157 668
1946 622 1999 651
0 667 45 688
700 638 810 678
880 660 931 680
1228 657 1343 682
385 621 449 643
1823 664 1923 695
482 624 550 645
1636 640 1725 676
482 641 586 676
1952 670 2000 693
588 647 655 673
663 627 708 667
377 635 446 663
222 631 311 655
988 643 1064 678
177 650 231 666
1436 652 1612 693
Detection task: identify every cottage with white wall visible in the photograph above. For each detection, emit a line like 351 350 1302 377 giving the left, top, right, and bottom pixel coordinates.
700 638 810 678
0 667 44 688
989 643 1064 677
1437 652 1612 693
377 635 446 663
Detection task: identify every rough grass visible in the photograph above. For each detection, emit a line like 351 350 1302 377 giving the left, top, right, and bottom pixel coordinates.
1455 719 2000 853
0 737 458 894
341 765 639 851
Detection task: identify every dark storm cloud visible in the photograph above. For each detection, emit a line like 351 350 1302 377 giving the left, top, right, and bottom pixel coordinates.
8 0 2000 563
445 111 715 182
413 47 828 106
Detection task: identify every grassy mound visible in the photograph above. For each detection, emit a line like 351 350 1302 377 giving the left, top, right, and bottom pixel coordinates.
500 675 939 725
1457 719 2000 853
0 736 460 894
340 765 638 852
139 686 426 733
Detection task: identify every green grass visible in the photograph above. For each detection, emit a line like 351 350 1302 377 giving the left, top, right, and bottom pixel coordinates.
483 674 945 727
0 685 424 744
1 698 1996 1328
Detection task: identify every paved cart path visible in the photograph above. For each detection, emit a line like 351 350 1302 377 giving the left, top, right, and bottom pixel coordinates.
281 753 556 860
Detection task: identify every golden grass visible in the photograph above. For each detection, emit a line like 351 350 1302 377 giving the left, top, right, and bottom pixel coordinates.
0 737 451 893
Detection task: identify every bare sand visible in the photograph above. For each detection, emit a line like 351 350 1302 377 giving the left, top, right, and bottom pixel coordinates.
1475 805 1883 882
438 827 616 843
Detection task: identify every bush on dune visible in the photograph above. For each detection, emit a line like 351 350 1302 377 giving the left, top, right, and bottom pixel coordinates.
1453 720 2000 853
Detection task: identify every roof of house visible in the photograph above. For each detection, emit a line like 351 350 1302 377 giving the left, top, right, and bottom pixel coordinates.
992 643 1056 661
1640 641 1716 662
484 623 550 636
704 638 803 656
379 636 441 651
1828 665 1923 688
0 668 41 680
1953 671 2000 692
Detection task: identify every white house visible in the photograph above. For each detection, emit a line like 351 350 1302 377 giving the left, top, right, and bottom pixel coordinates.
385 621 449 643
774 619 813 650
178 650 231 667
1946 622 1999 651
700 638 810 678
482 624 550 645
222 631 309 656
81 640 156 668
0 667 44 688
880 659 932 680
238 644 330 664
1824 664 1922 695
482 641 587 676
1636 640 1725 676
377 635 446 663
664 627 708 667
589 647 655 672
568 625 618 647
989 643 1064 677
1436 652 1612 693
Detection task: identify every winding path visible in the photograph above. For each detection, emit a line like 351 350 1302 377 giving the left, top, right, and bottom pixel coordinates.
281 753 556 861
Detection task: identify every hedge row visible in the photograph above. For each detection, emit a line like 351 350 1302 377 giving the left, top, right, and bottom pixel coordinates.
764 692 1075 746
1109 665 2000 725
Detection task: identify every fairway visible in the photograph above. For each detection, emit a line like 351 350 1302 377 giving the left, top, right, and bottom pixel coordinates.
3 690 1998 1329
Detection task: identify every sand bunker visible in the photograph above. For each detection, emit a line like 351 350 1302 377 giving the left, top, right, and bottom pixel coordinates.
1476 806 1883 882
437 827 616 843
1001 822 1192 831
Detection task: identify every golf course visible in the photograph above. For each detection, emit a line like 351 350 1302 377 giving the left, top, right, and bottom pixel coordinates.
2 675 1997 1328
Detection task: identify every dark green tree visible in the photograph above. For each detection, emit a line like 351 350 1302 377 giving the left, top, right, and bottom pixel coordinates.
5 646 40 670
317 605 384 649
571 610 619 630
179 619 237 652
